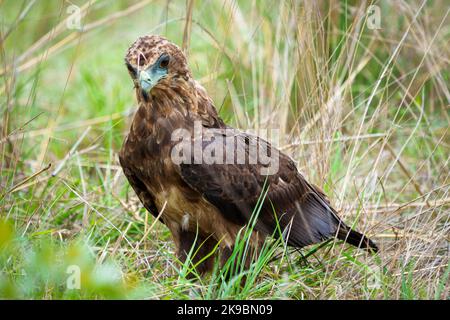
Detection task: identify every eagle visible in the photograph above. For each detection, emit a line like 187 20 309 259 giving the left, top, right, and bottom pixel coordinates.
119 35 378 274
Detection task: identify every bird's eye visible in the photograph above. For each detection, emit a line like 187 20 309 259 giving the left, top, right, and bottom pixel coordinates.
159 55 170 69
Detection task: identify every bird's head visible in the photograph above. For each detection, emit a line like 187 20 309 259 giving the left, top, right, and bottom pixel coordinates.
125 35 191 99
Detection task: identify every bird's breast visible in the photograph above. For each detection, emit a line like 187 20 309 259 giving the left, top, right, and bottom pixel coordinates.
152 185 251 248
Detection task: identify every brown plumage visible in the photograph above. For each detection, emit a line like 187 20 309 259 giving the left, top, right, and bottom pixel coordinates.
119 35 378 274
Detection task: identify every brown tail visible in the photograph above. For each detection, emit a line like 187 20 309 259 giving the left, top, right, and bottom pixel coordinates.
337 227 378 253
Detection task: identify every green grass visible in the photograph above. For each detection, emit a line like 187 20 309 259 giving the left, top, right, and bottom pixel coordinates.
1 0 449 299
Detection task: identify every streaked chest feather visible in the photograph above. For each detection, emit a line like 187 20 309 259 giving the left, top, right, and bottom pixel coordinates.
152 186 244 248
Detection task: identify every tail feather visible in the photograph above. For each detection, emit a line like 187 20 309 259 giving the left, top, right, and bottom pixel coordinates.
337 227 378 252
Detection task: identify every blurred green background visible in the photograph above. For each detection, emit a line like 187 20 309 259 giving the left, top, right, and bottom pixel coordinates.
0 0 449 299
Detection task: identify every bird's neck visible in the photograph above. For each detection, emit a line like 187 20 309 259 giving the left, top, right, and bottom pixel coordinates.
136 79 223 125
131 81 220 141
137 79 199 116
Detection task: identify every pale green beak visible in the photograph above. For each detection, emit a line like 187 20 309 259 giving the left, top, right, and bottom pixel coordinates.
139 70 153 91
138 62 168 93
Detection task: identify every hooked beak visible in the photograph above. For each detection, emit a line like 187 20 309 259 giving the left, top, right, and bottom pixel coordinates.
139 70 154 92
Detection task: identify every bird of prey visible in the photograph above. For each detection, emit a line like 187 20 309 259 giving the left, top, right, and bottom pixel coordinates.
119 35 378 274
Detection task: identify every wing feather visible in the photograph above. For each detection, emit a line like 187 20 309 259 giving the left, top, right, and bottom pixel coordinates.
120 159 162 223
174 129 344 247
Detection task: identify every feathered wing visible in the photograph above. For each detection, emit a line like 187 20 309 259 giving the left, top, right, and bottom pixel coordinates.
120 157 162 224
174 128 377 251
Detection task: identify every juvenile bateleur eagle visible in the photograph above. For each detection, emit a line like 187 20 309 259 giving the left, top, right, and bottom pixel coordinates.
119 35 378 274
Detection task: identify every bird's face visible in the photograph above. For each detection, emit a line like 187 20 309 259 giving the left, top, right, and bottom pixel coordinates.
125 35 190 98
135 53 170 91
